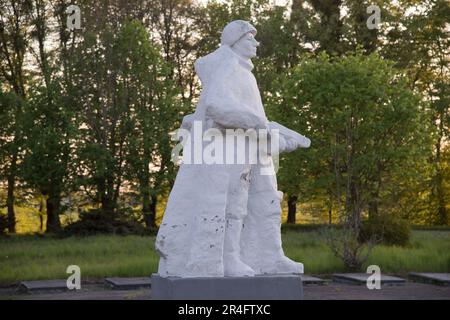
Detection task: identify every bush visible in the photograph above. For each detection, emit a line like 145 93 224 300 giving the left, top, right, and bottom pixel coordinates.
282 223 331 233
60 208 152 237
323 225 375 271
281 223 346 233
0 214 8 235
360 214 411 246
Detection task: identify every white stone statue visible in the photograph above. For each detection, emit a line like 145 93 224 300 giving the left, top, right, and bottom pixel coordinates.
155 20 310 278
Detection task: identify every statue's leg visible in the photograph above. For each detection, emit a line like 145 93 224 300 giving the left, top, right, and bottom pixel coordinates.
223 164 255 276
155 164 229 277
241 166 304 275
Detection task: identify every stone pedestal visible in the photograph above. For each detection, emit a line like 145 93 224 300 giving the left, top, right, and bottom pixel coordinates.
151 274 303 300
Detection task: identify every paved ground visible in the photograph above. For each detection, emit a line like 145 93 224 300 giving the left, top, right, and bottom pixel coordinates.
0 284 151 300
304 282 450 300
1 282 449 300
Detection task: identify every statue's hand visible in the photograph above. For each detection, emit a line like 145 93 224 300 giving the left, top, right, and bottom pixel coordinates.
268 121 311 149
285 137 299 152
268 135 296 155
278 136 299 153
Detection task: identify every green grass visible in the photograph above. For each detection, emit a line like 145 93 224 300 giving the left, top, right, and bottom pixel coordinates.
0 235 159 285
282 230 450 274
0 230 449 285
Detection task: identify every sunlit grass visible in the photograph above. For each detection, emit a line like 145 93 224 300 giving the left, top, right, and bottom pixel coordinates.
0 235 159 285
0 230 448 285
282 230 450 275
367 231 450 274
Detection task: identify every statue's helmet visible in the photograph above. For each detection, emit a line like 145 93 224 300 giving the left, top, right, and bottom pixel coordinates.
220 20 257 47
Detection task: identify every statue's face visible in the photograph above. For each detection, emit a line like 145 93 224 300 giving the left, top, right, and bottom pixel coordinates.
231 32 260 59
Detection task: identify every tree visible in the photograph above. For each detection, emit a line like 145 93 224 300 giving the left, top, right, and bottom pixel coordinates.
20 80 77 233
382 0 450 224
270 52 426 268
0 88 22 229
147 0 199 102
0 0 33 232
291 0 344 55
117 20 179 229
18 0 80 233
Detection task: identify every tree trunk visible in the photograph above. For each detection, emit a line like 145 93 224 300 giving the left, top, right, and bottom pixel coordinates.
368 195 378 220
437 198 447 225
345 113 361 230
435 137 448 225
6 151 18 233
328 201 333 224
39 197 44 232
435 164 448 225
347 174 361 230
368 162 382 220
142 187 157 230
99 177 116 216
46 194 61 233
287 195 298 224
149 194 158 228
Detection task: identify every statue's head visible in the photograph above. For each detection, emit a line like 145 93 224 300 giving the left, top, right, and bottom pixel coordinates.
221 20 259 59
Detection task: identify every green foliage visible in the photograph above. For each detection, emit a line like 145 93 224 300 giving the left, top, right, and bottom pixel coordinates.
281 223 337 233
68 19 180 225
21 80 76 192
61 208 150 237
0 0 449 236
0 90 23 168
321 225 375 271
360 214 411 247
381 0 450 225
0 213 8 235
268 51 427 268
1 230 448 284
0 234 160 285
270 51 427 221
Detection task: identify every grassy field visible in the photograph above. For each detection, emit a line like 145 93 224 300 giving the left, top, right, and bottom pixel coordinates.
0 230 449 285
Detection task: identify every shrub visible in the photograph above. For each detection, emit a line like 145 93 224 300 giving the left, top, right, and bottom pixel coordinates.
60 208 152 237
0 214 8 235
322 225 376 271
360 214 411 246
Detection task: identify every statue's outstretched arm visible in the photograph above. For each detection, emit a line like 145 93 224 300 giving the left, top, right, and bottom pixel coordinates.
268 121 311 154
205 103 266 130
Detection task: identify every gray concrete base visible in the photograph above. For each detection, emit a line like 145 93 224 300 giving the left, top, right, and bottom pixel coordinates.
333 273 405 285
19 279 68 293
151 274 303 300
105 277 152 290
409 273 450 286
301 275 327 285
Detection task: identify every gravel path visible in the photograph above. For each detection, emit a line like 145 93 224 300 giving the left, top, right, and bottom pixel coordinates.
1 282 449 300
304 282 450 300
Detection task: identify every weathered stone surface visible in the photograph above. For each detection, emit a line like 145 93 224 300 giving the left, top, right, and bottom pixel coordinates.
333 273 406 285
19 279 68 293
151 274 303 300
409 273 450 286
155 20 310 279
105 277 152 290
301 275 327 285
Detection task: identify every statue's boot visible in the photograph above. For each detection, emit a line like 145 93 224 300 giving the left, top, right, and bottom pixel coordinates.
223 218 255 277
260 254 304 275
241 189 304 275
